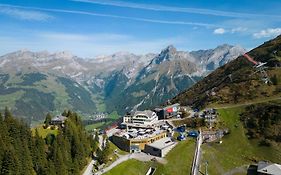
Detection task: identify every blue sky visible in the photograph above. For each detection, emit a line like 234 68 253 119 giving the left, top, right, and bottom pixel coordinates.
0 0 281 57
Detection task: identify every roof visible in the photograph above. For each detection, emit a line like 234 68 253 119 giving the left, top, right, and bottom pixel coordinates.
257 161 281 175
134 110 155 117
51 115 67 122
163 103 180 110
147 137 175 150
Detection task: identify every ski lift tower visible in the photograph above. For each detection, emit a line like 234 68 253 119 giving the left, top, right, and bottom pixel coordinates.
243 53 271 84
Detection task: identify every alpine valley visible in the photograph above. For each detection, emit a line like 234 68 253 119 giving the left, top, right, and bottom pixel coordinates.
0 44 245 121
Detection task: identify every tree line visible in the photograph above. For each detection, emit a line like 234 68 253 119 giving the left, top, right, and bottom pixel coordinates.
0 108 96 175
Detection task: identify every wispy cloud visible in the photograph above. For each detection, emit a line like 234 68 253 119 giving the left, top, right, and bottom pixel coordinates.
213 27 248 35
253 28 281 39
213 28 226 34
0 4 217 28
73 0 281 19
0 6 52 21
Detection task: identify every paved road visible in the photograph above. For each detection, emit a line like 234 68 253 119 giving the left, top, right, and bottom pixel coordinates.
191 130 202 175
92 152 166 175
83 160 95 175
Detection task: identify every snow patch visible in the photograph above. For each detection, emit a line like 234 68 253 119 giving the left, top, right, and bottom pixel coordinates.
0 59 9 67
52 66 62 70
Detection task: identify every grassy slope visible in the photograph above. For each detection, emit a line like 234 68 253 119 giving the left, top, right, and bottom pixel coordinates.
31 125 59 138
103 159 151 175
200 106 281 175
154 139 195 175
104 139 196 175
0 90 25 108
171 35 281 109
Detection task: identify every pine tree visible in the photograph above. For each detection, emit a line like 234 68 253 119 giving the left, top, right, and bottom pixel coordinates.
62 110 68 116
46 161 56 175
32 129 48 175
52 140 68 175
0 109 93 175
20 140 35 175
44 113 52 128
0 149 20 175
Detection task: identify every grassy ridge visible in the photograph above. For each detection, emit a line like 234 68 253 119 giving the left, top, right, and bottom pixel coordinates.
0 72 102 121
172 35 281 109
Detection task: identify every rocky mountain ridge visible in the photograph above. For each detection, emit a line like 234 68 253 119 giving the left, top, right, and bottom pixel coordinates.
0 44 246 119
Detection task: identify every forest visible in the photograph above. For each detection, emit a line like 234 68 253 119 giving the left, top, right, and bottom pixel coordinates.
240 103 281 145
0 108 96 175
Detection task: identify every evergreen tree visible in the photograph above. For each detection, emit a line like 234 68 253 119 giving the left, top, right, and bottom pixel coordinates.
52 140 68 175
0 149 20 175
44 113 52 128
32 129 48 175
0 108 94 175
21 140 35 175
46 161 56 175
62 110 68 116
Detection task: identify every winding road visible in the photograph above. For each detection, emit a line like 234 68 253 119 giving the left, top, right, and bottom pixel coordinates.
83 152 167 175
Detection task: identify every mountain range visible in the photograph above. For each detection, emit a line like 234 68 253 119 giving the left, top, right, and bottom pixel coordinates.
0 44 245 121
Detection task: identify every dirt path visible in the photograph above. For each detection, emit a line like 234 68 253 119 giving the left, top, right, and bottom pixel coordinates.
211 96 281 109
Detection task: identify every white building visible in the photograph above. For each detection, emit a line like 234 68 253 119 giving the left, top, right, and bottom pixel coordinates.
257 161 281 175
144 137 176 157
123 110 158 126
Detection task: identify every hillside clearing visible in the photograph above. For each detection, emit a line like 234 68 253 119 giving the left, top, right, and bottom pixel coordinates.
31 125 59 138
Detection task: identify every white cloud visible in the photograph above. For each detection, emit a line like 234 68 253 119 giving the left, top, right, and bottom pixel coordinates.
73 0 281 19
213 27 248 35
214 28 226 34
253 28 281 39
0 6 52 21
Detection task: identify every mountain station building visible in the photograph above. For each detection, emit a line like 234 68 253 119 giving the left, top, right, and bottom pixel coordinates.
154 103 180 119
